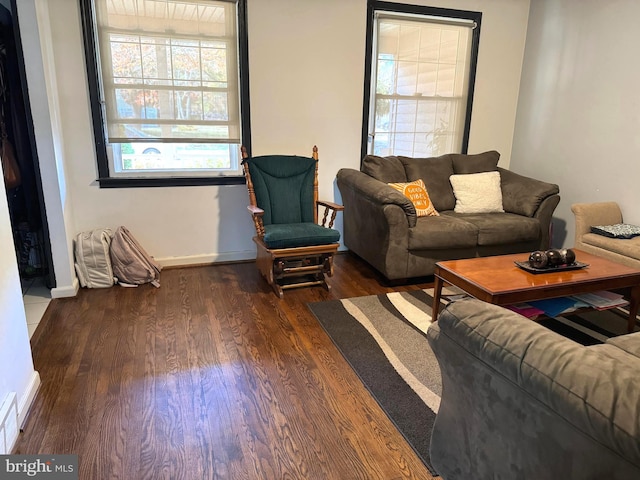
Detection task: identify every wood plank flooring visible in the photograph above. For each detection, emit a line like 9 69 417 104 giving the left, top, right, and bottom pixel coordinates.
15 253 435 479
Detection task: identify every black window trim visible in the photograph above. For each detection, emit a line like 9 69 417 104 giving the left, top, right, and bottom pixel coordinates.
361 0 482 164
78 0 251 188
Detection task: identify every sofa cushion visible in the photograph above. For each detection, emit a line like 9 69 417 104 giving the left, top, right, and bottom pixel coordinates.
388 179 439 217
441 211 540 246
248 155 316 225
408 214 478 250
581 233 640 261
263 223 340 249
361 155 407 183
451 150 500 174
399 154 456 211
499 168 560 217
450 171 505 214
606 332 640 359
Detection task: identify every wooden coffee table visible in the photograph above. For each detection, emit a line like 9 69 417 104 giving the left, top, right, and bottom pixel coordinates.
432 249 640 333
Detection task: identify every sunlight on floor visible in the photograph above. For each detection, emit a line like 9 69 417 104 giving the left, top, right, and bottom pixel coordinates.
21 276 51 338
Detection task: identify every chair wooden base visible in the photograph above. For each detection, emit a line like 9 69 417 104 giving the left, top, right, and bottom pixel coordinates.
253 237 339 298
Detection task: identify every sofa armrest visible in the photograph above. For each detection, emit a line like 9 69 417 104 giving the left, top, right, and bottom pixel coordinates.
607 331 640 359
337 168 418 278
429 298 640 469
533 194 560 249
572 202 623 240
498 167 560 217
336 168 417 226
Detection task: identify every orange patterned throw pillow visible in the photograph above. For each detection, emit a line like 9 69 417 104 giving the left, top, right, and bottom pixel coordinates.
388 179 439 217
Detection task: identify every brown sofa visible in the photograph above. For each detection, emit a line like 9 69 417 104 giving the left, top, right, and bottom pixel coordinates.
336 151 560 280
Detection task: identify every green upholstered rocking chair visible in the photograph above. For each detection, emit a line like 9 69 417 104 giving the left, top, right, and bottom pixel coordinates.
241 145 344 298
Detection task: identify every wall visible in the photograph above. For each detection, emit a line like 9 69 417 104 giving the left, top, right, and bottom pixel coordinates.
0 179 40 437
17 0 78 298
19 0 530 290
511 0 640 248
0 0 43 447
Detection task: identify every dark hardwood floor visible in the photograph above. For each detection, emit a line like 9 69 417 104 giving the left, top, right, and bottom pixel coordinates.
16 253 435 479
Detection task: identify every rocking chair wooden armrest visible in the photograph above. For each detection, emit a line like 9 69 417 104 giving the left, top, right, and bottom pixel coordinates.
317 200 343 229
317 200 344 212
247 204 266 238
247 205 264 217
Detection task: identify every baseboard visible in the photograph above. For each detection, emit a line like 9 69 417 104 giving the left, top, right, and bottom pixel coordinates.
157 248 349 268
50 278 79 298
156 251 256 268
0 392 18 454
18 371 41 428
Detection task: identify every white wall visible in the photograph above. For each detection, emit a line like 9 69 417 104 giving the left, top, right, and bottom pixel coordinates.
0 0 44 445
20 0 530 286
511 0 640 248
17 0 78 298
0 178 40 436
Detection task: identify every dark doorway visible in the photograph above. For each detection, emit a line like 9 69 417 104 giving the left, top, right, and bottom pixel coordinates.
1 0 55 289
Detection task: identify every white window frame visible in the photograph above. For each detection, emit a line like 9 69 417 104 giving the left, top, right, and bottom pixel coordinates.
362 2 481 159
79 0 251 187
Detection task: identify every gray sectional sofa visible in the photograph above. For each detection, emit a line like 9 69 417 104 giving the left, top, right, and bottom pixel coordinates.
336 151 560 280
427 298 640 480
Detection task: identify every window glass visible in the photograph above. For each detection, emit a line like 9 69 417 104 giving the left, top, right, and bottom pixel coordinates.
364 3 481 159
80 0 250 186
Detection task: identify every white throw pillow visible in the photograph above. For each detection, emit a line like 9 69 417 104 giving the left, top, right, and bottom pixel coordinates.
449 171 504 214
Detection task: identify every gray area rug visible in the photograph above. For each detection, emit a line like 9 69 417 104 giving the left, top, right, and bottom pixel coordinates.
308 288 639 476
308 289 441 475
537 305 639 344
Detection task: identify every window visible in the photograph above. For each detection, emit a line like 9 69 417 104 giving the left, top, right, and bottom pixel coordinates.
79 0 250 187
362 2 481 159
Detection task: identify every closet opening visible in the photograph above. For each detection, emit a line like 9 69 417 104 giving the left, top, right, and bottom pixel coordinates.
1 0 55 297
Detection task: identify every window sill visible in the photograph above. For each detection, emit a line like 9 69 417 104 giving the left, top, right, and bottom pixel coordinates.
97 176 246 188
